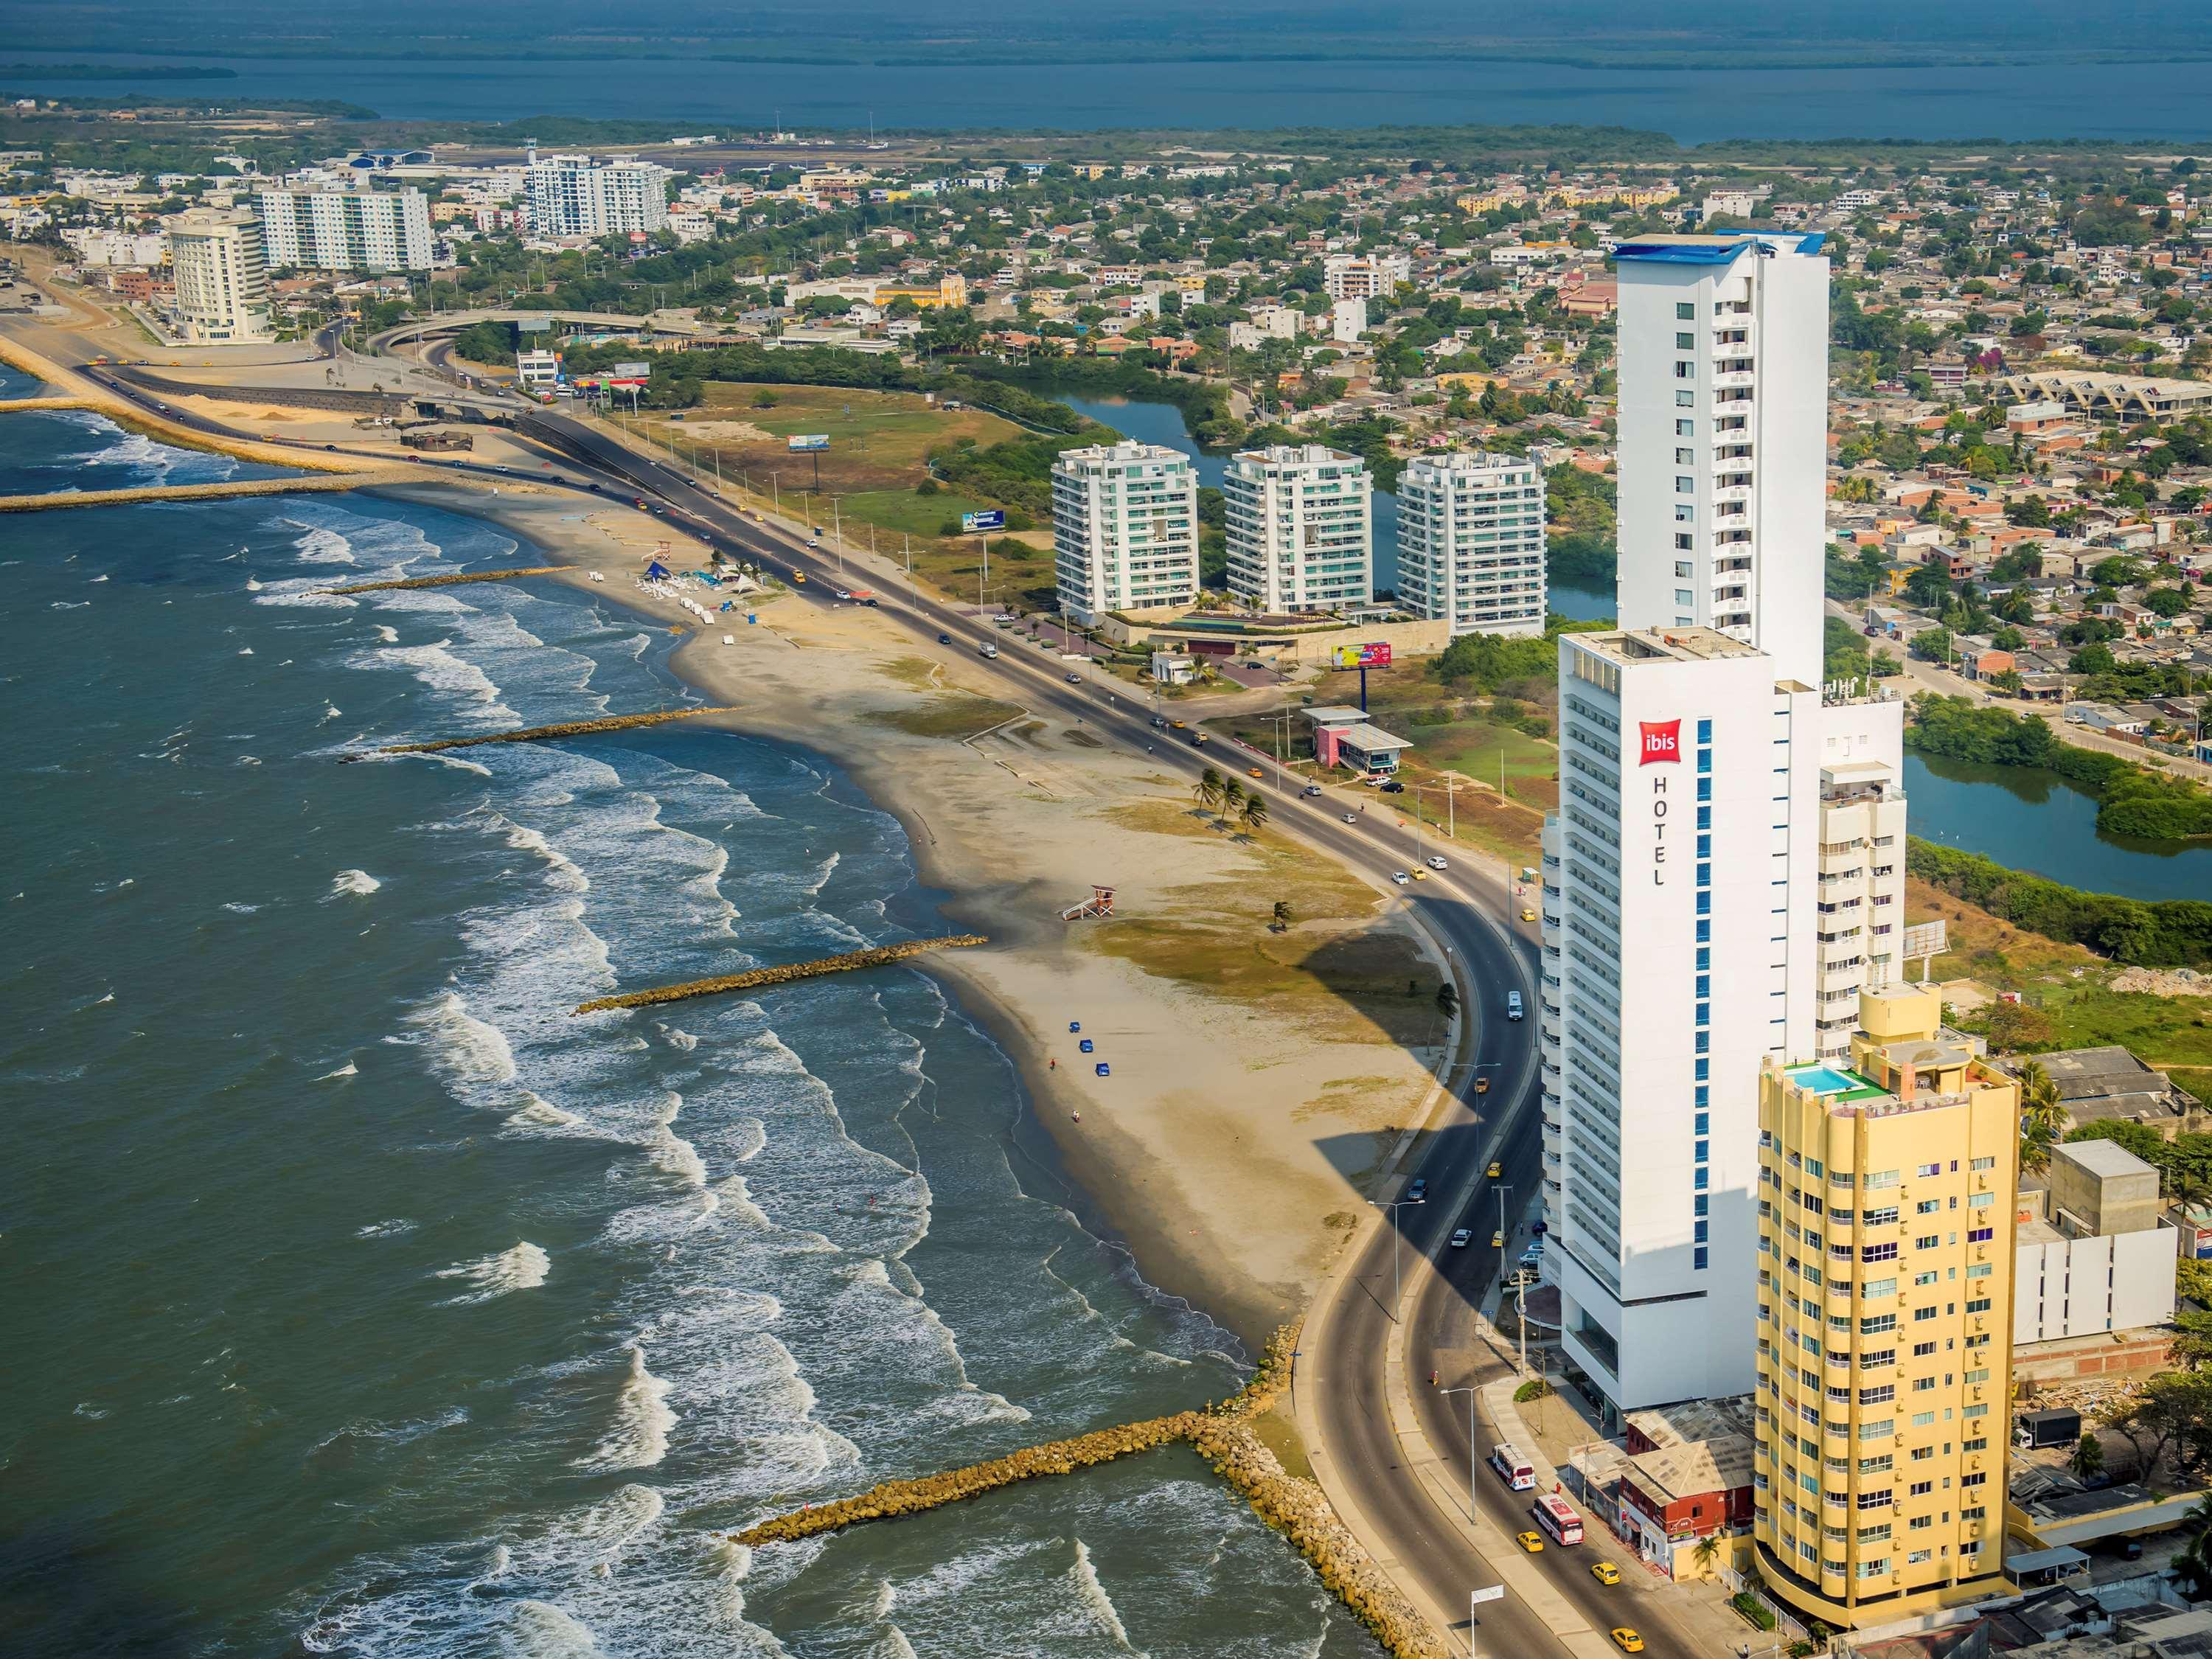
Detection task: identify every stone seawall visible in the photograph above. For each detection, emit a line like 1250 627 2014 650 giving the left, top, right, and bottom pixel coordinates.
0 473 411 513
574 935 990 1015
333 566 567 595
731 1325 1445 1658
366 706 737 757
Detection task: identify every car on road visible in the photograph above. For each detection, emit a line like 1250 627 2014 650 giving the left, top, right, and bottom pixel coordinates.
833 588 852 599
1449 1228 1472 1249
1506 990 1524 1020
1426 855 1447 871
1247 767 1264 779
1520 907 1537 922
1610 1631 1643 1653
1474 1077 1490 1094
1065 672 1082 684
1411 869 1427 880
1390 872 1410 886
1590 1562 1621 1586
938 633 951 644
790 571 805 584
1406 1178 1427 1202
805 537 820 549
1491 1230 1504 1248
1151 716 1166 728
1488 1160 1503 1178
1343 813 1357 824
1303 784 1323 797
1517 1531 1545 1554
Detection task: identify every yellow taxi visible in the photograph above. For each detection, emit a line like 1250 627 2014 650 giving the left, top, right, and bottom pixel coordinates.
1590 1561 1621 1586
1487 1161 1503 1179
1248 767 1265 779
1520 907 1537 922
1411 868 1428 880
1474 1077 1490 1094
1491 1231 1504 1248
1610 1631 1644 1653
1515 1530 1545 1554
1170 720 1187 729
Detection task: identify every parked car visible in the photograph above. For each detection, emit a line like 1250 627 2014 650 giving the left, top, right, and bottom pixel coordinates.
1380 779 1405 793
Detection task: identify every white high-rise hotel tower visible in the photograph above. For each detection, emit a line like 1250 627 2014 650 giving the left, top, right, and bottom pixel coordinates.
1540 233 1910 1419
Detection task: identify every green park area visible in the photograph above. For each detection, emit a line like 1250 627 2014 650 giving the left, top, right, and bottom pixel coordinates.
626 383 1065 608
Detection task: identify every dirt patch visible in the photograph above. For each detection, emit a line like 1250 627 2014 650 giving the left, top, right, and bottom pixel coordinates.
864 695 1023 739
674 419 774 443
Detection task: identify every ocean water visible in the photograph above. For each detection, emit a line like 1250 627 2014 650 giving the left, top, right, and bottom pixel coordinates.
7 46 2212 139
0 411 1368 1656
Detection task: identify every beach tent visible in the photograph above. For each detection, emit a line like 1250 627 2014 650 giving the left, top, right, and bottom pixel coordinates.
645 560 671 580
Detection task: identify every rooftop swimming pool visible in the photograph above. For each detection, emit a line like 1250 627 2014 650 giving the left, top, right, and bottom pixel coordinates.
1789 1065 1867 1096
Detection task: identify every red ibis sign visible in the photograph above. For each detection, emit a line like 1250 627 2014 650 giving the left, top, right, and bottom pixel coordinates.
1639 719 1682 765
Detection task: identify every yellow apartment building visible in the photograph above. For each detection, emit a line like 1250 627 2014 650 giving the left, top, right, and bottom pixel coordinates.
1753 984 2018 1629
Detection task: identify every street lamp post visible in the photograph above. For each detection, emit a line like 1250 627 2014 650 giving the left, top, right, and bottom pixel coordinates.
1369 1195 1427 1322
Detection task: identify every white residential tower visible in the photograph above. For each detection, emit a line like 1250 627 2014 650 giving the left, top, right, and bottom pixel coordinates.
1051 441 1201 625
1395 451 1547 638
254 185 433 273
1222 444 1372 613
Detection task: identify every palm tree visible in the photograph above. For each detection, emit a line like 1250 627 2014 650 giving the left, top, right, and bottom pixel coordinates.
1220 777 1245 827
1241 793 1270 836
1436 981 1459 1020
2017 1060 2066 1175
2069 1430 2106 1482
1194 767 1223 815
1690 1532 1723 1579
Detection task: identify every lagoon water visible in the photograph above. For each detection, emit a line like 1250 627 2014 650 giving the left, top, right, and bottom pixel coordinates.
0 403 1368 1655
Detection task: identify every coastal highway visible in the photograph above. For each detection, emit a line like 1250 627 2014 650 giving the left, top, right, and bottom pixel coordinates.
505 411 1711 1658
11 321 1697 1656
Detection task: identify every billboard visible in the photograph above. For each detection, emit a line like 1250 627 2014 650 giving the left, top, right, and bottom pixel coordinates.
1331 641 1392 669
961 509 1006 533
788 434 830 452
1638 720 1682 765
611 361 650 379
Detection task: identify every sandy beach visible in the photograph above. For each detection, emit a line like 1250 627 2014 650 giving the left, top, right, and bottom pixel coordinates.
383 479 1452 1349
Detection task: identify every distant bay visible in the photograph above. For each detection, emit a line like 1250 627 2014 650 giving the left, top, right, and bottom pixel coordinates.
7 49 2212 141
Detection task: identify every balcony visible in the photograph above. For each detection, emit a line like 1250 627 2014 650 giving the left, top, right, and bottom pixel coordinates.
1714 369 1757 390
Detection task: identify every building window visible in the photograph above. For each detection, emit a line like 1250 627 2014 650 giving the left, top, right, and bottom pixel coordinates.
1677 390 1694 407
1677 302 1695 320
1677 418 1695 436
1694 1246 1709 1269
1697 778 1712 802
1676 331 1696 349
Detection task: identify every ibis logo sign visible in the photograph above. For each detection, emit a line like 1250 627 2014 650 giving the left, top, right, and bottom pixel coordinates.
1639 719 1682 765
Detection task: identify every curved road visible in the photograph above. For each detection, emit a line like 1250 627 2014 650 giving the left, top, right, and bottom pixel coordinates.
14 310 1718 1657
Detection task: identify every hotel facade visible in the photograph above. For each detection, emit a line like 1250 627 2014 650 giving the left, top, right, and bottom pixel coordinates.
1753 985 2017 1625
1051 441 1201 625
1542 232 1921 1431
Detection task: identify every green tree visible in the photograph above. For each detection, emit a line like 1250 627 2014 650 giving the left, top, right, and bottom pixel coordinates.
1194 766 1223 815
1240 791 1270 836
2069 1432 2106 1483
1436 980 1459 1021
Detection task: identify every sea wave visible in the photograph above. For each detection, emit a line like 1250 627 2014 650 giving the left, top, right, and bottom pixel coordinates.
328 869 381 899
572 1344 677 1471
435 1242 549 1305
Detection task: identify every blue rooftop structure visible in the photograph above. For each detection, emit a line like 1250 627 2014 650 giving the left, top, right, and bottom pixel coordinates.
1613 231 1826 265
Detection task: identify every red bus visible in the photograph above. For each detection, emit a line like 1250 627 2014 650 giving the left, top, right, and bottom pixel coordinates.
1531 1492 1584 1545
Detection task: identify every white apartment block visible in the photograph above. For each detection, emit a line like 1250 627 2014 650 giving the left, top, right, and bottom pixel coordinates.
1222 444 1372 614
1614 232 1831 691
525 150 670 238
1051 442 1200 625
254 185 433 273
163 207 273 344
1323 251 1411 301
1394 451 1547 639
1541 231 1918 1421
1546 629 1820 1415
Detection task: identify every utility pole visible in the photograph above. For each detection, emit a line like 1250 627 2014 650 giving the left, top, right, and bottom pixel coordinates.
1369 1195 1426 1322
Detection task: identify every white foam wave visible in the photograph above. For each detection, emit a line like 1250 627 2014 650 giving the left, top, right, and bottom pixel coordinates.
436 1241 549 1305
221 902 261 914
317 1060 359 1080
647 1093 707 1189
328 869 381 898
403 991 518 1090
490 815 589 893
504 1093 581 1131
245 577 262 591
573 1344 677 1471
1068 1540 1147 1655
356 1218 415 1239
375 624 399 644
375 638 516 723
293 524 358 565
503 1601 602 1658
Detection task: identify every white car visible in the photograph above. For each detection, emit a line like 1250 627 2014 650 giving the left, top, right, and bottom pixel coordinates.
1343 813 1358 824
833 588 852 600
1426 855 1448 871
1450 1228 1473 1249
1390 871 1411 886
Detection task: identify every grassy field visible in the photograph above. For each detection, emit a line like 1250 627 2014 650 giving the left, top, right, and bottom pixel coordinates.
625 384 1060 608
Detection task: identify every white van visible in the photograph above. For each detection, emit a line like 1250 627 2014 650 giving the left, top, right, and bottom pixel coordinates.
1506 990 1524 1021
